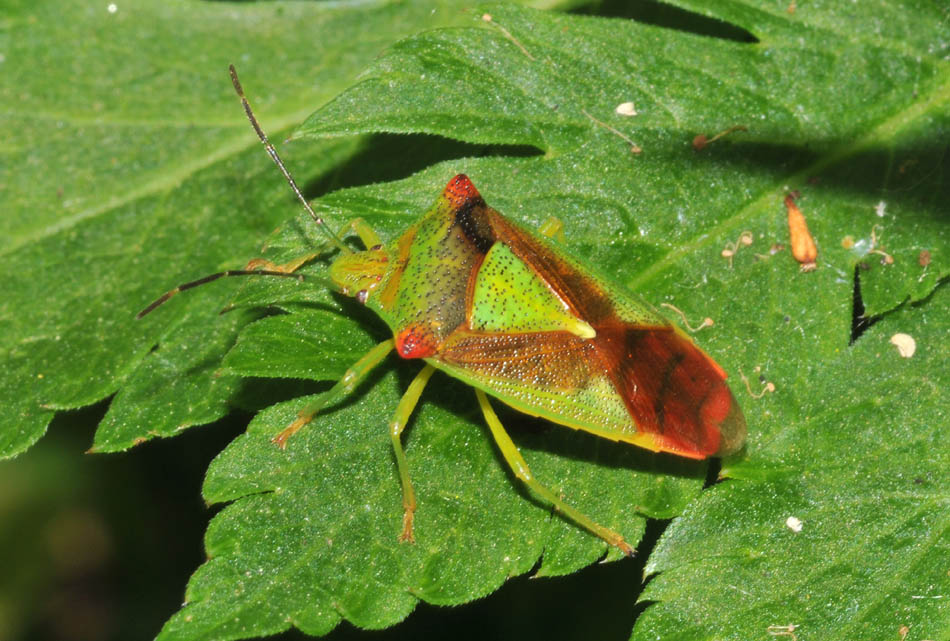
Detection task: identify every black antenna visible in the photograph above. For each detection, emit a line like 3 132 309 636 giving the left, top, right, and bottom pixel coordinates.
137 269 304 319
229 64 350 253
137 66 351 319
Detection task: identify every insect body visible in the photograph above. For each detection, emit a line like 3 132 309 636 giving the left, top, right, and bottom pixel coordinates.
141 67 746 555
332 174 746 461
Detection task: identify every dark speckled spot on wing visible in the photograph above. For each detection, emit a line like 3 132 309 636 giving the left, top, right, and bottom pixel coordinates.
598 323 746 458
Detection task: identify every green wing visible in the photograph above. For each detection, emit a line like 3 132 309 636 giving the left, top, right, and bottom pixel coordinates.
470 243 595 339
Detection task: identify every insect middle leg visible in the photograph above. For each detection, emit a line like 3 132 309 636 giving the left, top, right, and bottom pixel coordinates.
273 339 394 448
388 363 436 543
475 389 633 556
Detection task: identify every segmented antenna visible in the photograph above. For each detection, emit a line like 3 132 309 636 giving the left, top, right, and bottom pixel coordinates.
229 64 351 254
137 270 304 319
137 67 351 319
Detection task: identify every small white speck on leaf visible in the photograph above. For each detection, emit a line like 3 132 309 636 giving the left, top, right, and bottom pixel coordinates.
615 101 637 116
890 333 916 358
107 3 117 13
875 200 886 217
785 516 803 532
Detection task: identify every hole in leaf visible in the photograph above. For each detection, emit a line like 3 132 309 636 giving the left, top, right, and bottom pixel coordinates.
576 0 758 43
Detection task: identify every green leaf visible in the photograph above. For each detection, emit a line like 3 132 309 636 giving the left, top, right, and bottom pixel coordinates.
5 1 949 640
160 369 696 639
634 284 949 640
164 3 946 638
221 311 379 382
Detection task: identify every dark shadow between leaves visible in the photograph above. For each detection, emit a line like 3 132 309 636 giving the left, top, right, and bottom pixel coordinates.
301 133 541 202
230 377 327 414
9 399 247 641
679 137 950 224
277 547 644 641
574 0 758 44
296 125 948 229
704 456 723 489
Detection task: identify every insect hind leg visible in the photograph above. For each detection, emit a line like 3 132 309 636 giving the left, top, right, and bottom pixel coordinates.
475 389 633 556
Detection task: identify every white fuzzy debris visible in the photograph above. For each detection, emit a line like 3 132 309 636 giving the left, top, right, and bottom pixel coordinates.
890 333 916 358
875 200 886 217
615 101 637 116
107 3 117 12
785 516 803 532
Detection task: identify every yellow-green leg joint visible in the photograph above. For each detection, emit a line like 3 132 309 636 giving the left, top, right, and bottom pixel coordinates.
475 389 633 556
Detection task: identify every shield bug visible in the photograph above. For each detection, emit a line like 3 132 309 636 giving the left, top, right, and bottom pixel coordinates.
139 66 747 556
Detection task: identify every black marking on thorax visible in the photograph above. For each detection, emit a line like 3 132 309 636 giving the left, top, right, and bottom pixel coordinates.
454 198 495 254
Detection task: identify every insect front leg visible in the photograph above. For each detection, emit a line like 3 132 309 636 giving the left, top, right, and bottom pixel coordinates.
245 252 321 274
475 389 634 556
245 218 382 274
388 363 436 543
273 339 394 448
337 217 382 250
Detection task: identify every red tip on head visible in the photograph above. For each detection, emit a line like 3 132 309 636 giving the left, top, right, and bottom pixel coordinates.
442 174 481 208
395 325 439 359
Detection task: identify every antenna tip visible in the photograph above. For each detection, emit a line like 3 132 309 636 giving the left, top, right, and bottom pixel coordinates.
229 64 243 94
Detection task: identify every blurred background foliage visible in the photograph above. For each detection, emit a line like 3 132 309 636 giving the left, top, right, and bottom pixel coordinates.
0 404 655 640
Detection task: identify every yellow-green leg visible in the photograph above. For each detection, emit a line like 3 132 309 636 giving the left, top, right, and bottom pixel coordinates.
246 218 382 273
245 252 320 274
475 389 633 556
338 217 382 249
273 339 394 448
389 364 436 543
